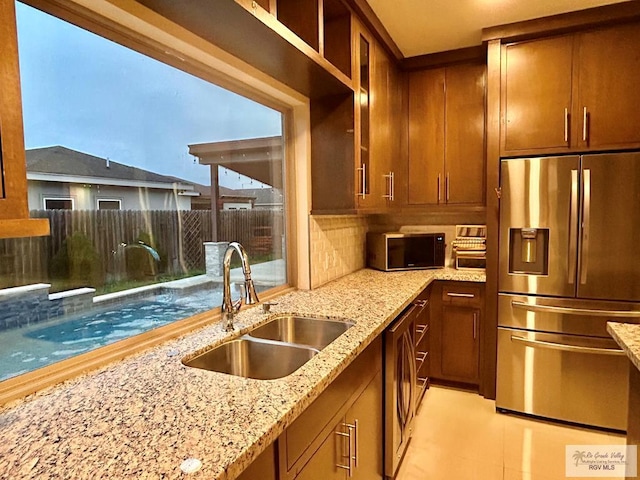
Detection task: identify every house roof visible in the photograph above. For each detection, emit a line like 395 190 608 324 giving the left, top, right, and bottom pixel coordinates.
26 146 194 188
234 187 283 206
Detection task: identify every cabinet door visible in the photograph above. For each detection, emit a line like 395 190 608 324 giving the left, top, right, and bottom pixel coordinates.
445 63 485 204
345 371 383 480
441 305 480 383
295 419 346 480
574 22 640 151
501 35 574 154
408 68 445 205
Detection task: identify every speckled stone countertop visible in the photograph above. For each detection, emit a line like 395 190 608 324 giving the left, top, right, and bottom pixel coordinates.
608 322 640 372
0 268 484 480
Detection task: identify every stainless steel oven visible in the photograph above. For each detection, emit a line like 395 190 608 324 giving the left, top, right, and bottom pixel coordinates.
384 304 417 479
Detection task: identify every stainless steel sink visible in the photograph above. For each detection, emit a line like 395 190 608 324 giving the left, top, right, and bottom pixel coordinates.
248 315 354 350
183 337 318 380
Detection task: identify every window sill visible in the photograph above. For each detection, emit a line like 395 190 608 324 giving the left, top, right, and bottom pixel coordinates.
0 284 294 407
0 218 50 239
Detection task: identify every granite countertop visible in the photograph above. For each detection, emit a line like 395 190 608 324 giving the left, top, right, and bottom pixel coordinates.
0 267 484 480
608 322 640 372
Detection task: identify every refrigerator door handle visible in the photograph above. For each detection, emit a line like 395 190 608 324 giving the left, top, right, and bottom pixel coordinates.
511 300 640 318
580 169 591 285
511 335 625 356
568 169 579 284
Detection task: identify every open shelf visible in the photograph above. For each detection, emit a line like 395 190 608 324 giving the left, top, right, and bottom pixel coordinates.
277 0 320 51
322 0 352 78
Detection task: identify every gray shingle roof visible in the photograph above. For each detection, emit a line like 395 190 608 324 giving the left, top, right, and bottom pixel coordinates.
26 146 192 186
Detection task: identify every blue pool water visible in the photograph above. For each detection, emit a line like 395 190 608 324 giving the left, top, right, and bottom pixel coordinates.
0 289 224 381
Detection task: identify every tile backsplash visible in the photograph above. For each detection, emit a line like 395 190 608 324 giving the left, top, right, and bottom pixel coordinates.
309 215 368 288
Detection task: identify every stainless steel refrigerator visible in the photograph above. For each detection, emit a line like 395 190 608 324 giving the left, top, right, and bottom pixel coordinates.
496 152 640 430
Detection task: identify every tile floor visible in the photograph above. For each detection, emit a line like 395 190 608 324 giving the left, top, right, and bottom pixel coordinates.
396 386 626 480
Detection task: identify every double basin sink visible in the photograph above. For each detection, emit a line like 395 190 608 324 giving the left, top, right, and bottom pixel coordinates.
183 315 354 380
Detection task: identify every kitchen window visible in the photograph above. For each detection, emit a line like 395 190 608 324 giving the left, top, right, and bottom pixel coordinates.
0 0 298 401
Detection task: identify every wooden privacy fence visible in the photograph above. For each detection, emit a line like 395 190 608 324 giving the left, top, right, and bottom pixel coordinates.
0 209 284 288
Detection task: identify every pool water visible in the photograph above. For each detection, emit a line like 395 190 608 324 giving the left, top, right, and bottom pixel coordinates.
0 289 223 382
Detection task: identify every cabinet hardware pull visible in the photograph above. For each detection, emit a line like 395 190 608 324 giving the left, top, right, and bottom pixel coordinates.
437 174 441 203
413 299 428 307
415 325 428 335
473 313 478 340
357 163 366 199
582 107 588 143
446 173 450 202
383 172 394 200
416 351 428 362
335 426 353 476
446 292 475 298
390 171 395 201
352 420 359 468
564 108 569 143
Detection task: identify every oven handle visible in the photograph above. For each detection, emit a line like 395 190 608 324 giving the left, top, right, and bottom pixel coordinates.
511 300 640 318
511 335 625 356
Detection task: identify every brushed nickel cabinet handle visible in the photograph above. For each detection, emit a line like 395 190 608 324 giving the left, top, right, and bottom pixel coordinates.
582 107 588 143
336 425 354 476
473 313 478 340
437 174 441 203
564 108 569 143
446 173 450 202
357 163 366 199
390 171 395 201
447 292 475 298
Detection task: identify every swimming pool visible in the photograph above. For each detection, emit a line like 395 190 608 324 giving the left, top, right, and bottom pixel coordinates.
0 289 225 381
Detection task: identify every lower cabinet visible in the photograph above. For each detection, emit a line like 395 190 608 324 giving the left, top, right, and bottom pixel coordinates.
430 281 484 385
278 336 383 480
296 371 383 480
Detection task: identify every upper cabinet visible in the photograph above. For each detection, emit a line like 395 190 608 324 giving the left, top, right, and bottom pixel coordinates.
0 0 49 238
408 63 485 206
501 21 640 156
311 18 403 214
574 22 640 151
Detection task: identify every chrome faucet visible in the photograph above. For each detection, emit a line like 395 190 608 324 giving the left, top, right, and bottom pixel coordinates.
221 242 260 331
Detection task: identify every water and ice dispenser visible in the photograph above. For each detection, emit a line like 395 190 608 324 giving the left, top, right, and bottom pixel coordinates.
508 228 549 275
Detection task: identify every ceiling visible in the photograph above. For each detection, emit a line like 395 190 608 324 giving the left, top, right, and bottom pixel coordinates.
364 0 632 57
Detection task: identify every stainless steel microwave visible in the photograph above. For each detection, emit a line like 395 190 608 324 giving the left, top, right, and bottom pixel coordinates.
367 232 446 271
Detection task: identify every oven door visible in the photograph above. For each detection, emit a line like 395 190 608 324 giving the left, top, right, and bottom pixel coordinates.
496 327 628 430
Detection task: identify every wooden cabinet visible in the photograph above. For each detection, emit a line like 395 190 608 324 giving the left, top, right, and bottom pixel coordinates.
311 20 403 213
408 63 485 206
278 337 383 480
0 0 49 238
430 282 484 385
501 21 640 155
237 443 278 480
574 22 640 151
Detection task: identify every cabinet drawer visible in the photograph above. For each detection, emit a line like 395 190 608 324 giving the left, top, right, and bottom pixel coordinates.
441 284 482 306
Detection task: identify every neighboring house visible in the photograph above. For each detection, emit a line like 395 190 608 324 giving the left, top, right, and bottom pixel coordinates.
218 186 255 210
26 146 200 211
233 187 283 211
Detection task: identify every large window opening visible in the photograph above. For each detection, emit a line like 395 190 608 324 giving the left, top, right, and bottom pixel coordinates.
0 2 288 383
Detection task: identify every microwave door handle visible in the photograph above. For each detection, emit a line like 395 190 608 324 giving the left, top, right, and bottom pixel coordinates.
580 169 591 285
568 169 578 284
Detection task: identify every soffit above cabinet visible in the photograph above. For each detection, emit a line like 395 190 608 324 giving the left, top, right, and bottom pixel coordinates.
364 0 631 57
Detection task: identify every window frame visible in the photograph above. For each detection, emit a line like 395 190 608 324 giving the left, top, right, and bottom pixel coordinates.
43 196 75 210
0 0 313 405
96 198 122 210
